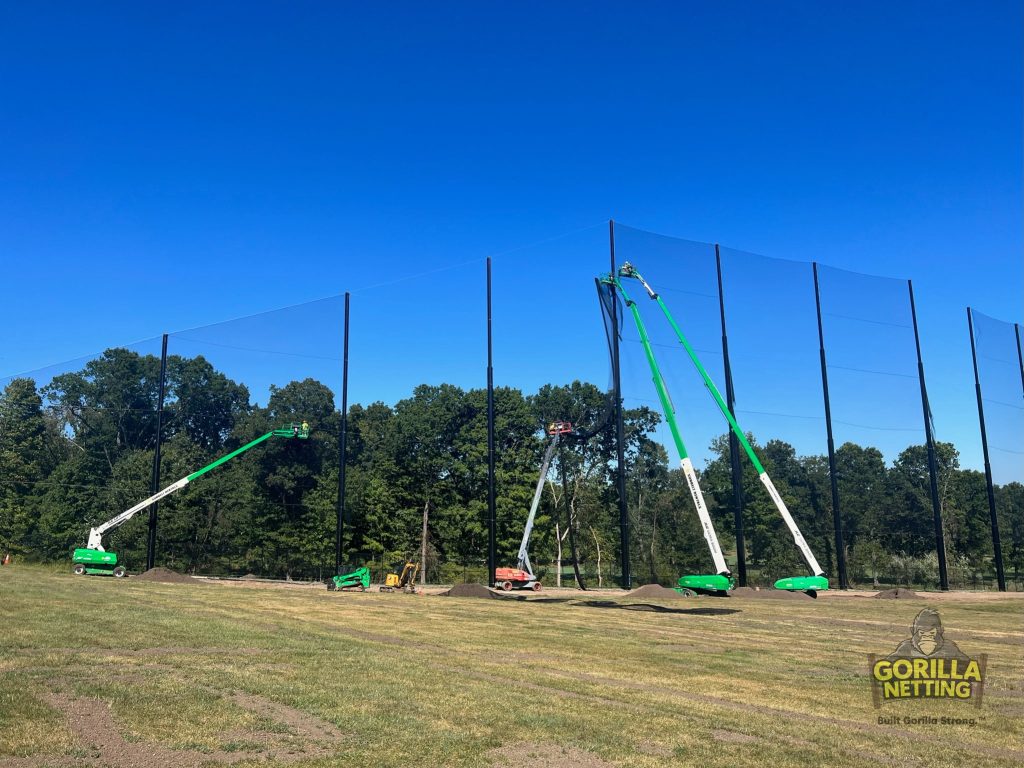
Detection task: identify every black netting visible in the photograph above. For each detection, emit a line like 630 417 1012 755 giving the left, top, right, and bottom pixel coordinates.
816 266 924 460
343 258 487 585
970 309 1024 589
2 221 1016 593
970 311 1024 484
490 224 617 588
0 338 166 568
719 248 825 466
161 295 346 579
612 225 734 584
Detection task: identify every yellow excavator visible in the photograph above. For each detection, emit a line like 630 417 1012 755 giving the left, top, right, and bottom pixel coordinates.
381 561 420 593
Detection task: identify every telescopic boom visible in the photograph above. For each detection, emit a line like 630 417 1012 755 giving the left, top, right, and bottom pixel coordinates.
618 262 825 580
85 423 310 552
516 427 564 578
600 274 731 578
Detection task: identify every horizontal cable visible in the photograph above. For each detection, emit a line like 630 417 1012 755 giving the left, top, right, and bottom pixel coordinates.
981 397 1024 411
822 311 911 330
832 419 921 433
827 363 917 380
171 336 343 362
734 408 823 421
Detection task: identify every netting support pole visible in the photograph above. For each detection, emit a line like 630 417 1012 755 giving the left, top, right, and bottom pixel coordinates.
486 257 497 588
968 307 1006 591
335 292 350 575
146 333 169 572
812 263 848 589
715 244 746 586
1015 323 1024 397
609 220 631 589
909 281 948 590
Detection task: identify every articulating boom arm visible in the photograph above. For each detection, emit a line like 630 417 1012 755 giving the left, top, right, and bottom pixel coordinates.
618 262 824 577
600 274 730 577
86 423 310 551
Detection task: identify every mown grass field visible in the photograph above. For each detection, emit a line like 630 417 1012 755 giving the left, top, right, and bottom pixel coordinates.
1 566 1021 768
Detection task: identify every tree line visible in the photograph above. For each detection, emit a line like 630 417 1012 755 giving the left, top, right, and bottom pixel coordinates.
0 347 1020 588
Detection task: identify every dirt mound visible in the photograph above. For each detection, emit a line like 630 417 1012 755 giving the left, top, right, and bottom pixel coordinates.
439 583 504 599
240 573 260 580
874 587 920 599
626 584 691 600
488 741 614 768
133 567 198 584
731 586 814 600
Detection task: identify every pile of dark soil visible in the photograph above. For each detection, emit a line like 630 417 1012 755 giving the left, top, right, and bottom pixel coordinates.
439 583 504 599
134 567 198 584
731 586 814 600
874 587 920 599
626 584 691 600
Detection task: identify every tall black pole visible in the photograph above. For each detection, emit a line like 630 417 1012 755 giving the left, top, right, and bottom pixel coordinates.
335 292 350 575
1015 323 1024 397
146 333 169 571
486 257 497 587
609 220 631 588
968 307 1006 591
812 263 848 589
715 245 747 586
909 281 948 590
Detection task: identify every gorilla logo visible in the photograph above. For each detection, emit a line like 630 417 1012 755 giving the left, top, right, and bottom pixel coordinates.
888 608 969 661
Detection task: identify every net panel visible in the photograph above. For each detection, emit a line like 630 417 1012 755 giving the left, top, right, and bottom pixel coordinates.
814 264 942 584
343 259 488 584
0 338 166 569
490 225 618 587
970 310 1024 589
160 296 345 579
718 246 833 583
612 224 732 583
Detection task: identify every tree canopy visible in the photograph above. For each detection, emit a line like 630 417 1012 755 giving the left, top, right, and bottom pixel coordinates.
1 348 1019 589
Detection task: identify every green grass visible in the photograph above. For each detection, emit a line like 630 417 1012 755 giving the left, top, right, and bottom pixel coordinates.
1 566 1022 767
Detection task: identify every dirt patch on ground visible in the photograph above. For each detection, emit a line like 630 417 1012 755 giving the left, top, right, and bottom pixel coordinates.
635 739 673 757
487 741 615 768
626 584 691 600
15 690 345 768
874 587 920 599
731 586 814 600
438 583 506 599
133 567 198 584
711 729 760 744
228 691 345 741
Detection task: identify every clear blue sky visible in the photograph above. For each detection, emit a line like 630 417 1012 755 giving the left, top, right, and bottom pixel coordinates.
1 2 1021 480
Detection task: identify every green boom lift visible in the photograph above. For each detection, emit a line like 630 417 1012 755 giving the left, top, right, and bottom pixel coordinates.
328 566 371 591
72 422 311 577
601 272 734 594
618 262 829 593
